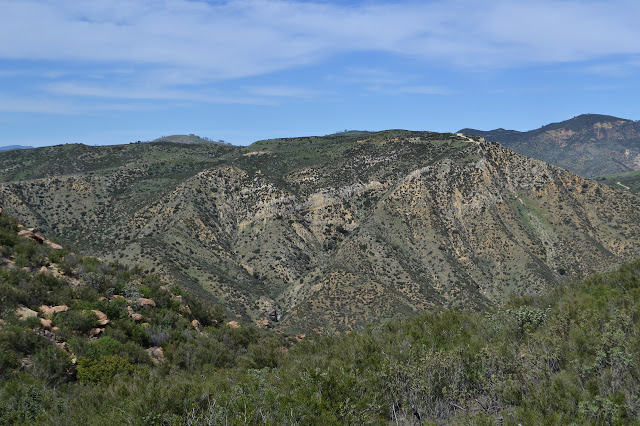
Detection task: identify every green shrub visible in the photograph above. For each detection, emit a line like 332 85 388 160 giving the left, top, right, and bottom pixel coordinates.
55 310 99 338
0 348 19 379
0 213 19 234
0 379 54 424
104 318 150 347
84 337 122 359
76 355 136 384
0 229 17 247
0 325 47 355
30 346 72 386
13 239 47 268
167 334 233 371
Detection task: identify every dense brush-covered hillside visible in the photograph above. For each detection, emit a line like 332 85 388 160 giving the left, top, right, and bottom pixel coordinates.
1 210 640 424
1 131 640 331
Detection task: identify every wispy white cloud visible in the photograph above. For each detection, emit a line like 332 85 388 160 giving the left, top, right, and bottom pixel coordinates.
3 0 639 74
0 95 79 114
397 86 451 96
46 81 271 105
584 58 640 77
1 0 639 110
245 85 323 98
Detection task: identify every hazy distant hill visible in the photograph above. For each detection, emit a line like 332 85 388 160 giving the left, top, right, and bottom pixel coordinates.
150 134 226 145
459 114 640 177
0 145 33 151
1 130 640 332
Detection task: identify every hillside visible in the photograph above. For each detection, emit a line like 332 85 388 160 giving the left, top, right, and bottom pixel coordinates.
596 170 640 198
1 209 640 423
459 114 640 177
1 131 640 332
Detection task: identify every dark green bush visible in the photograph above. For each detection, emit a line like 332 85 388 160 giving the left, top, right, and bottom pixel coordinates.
104 318 150 347
13 239 48 268
0 379 54 424
30 346 72 386
54 310 99 338
0 325 47 356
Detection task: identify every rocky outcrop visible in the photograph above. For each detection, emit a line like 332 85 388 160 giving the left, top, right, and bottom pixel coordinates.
226 321 240 329
39 305 70 317
138 298 156 308
17 228 63 250
15 306 38 320
147 347 165 364
91 310 109 326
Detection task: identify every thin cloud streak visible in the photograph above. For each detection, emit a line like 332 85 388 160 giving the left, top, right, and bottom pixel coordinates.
245 86 323 99
0 95 79 114
46 82 275 105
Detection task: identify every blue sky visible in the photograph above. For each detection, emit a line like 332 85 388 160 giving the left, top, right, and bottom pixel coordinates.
1 0 640 147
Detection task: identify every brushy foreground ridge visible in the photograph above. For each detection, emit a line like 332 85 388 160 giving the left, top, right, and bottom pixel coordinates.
1 211 639 425
1 130 640 332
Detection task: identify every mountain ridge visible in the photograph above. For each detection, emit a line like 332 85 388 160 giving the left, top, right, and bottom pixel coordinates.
459 113 640 177
2 129 640 331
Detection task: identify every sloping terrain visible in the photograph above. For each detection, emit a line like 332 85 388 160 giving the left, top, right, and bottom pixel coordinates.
596 169 640 198
3 205 640 424
460 113 640 177
1 130 640 332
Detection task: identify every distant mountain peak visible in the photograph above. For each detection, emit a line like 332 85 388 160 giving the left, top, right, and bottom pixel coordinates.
0 145 34 151
459 113 640 177
150 134 228 145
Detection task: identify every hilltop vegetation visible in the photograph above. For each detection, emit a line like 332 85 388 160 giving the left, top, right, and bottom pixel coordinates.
1 130 640 331
1 211 640 424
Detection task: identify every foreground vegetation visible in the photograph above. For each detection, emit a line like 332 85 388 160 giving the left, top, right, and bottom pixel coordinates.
1 212 639 424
